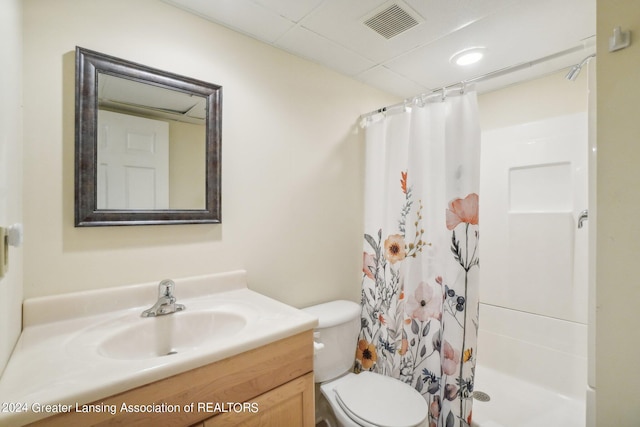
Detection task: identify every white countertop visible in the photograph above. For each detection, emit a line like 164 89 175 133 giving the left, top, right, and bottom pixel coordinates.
0 271 317 426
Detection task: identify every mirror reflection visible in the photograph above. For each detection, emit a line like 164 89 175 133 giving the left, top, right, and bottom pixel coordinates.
75 47 222 226
96 73 206 210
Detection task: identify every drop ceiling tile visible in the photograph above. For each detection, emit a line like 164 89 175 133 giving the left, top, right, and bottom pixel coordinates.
357 65 428 99
164 0 595 95
276 26 375 76
300 0 519 64
298 0 422 63
404 0 518 31
251 0 324 22
164 0 295 42
384 0 595 89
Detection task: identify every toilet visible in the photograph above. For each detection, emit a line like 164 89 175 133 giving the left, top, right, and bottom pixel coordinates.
303 300 428 427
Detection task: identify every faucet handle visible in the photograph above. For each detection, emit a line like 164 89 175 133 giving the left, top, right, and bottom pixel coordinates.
158 279 176 298
577 209 589 229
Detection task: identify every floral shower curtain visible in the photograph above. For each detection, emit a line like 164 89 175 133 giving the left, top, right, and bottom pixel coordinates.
357 91 480 427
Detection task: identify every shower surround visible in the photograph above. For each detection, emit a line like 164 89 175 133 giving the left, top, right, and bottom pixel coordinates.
473 112 588 426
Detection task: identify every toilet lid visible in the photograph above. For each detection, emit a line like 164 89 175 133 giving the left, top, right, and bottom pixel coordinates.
333 372 428 427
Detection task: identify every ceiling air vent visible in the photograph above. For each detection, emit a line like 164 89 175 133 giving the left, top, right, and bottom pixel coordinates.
363 2 422 39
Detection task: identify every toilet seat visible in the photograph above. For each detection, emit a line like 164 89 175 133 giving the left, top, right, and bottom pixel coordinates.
333 371 428 427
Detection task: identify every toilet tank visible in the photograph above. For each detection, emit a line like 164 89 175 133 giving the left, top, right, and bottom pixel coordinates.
302 300 361 383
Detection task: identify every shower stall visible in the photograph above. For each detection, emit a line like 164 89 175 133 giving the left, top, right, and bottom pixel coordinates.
473 111 588 427
471 57 596 426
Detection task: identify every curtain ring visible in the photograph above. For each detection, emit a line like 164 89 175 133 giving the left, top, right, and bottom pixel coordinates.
440 87 446 102
460 81 466 95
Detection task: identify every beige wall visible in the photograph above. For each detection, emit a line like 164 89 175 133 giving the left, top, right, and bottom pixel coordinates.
22 0 398 306
479 69 588 130
169 121 206 209
0 0 23 375
596 1 640 425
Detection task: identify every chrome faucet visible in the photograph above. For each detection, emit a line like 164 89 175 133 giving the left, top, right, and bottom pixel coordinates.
578 209 589 229
141 279 186 317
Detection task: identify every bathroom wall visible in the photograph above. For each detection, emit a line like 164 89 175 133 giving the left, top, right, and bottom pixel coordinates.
479 70 588 128
0 0 24 374
476 70 589 398
596 1 640 424
21 0 398 306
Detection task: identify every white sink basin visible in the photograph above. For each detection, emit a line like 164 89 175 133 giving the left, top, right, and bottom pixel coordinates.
98 309 247 360
66 300 256 362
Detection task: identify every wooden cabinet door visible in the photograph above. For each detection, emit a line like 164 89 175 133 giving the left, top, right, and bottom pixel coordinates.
204 373 314 427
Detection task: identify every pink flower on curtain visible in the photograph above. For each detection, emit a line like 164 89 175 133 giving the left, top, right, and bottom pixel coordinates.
384 234 406 264
363 252 376 279
446 193 479 230
378 314 386 325
405 281 442 321
442 340 461 375
444 384 459 401
429 396 441 418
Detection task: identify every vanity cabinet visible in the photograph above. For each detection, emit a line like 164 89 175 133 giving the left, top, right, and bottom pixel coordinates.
27 331 314 427
198 373 313 427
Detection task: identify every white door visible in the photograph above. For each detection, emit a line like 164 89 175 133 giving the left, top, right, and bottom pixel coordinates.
97 110 169 209
480 112 588 324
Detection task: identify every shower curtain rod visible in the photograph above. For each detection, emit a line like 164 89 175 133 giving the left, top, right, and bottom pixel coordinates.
360 44 595 120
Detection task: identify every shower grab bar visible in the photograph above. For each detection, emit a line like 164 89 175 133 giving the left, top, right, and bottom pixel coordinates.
578 210 588 229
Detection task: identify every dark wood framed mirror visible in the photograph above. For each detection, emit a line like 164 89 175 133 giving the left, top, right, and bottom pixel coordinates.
75 47 221 226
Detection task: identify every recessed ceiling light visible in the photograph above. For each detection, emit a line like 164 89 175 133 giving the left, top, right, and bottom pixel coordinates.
450 47 486 66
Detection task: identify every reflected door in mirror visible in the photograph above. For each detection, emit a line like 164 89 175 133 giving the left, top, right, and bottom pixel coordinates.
97 110 170 209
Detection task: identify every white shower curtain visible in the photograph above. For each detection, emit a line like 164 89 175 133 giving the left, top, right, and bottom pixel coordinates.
357 91 480 427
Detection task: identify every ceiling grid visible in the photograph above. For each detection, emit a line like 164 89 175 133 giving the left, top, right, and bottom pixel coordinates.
163 0 595 97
